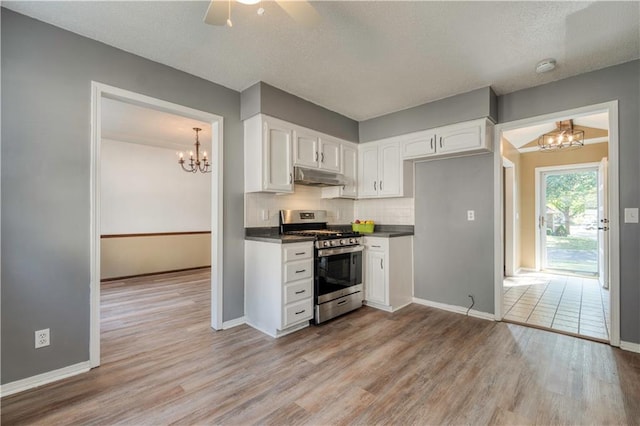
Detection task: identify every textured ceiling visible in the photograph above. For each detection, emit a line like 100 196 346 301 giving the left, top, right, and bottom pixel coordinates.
4 1 639 121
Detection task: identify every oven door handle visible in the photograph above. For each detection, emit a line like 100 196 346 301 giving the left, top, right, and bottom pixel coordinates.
317 245 364 257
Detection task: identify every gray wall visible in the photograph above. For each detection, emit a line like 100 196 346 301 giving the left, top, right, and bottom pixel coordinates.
414 154 495 314
240 82 359 142
1 10 245 384
359 86 497 142
499 60 640 344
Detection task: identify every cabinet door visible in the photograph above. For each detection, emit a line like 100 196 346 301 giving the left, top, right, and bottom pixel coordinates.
341 145 358 198
319 138 341 172
293 129 319 168
402 133 436 159
366 250 387 305
437 123 482 154
358 145 379 198
264 121 293 193
379 142 401 197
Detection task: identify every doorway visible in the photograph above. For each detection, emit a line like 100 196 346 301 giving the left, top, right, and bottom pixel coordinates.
537 164 600 276
89 83 224 367
495 101 619 345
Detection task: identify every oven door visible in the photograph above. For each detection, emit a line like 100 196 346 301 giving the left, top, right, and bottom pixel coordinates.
315 245 363 304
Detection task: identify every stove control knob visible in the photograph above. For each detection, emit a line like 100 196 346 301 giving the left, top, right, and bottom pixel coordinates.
323 241 330 247
340 239 347 246
349 238 355 244
330 240 338 246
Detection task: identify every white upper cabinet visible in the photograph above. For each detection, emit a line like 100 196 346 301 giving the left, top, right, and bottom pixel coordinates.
340 144 358 198
358 141 411 199
400 118 493 160
293 129 342 172
319 137 341 172
293 129 319 169
321 142 358 199
245 115 294 193
358 144 379 198
379 143 401 197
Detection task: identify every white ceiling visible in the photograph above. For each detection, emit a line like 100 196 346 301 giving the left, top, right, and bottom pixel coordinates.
502 112 609 149
101 97 211 151
5 1 639 121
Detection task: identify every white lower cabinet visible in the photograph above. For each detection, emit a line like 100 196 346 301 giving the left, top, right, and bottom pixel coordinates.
245 241 314 337
363 236 413 312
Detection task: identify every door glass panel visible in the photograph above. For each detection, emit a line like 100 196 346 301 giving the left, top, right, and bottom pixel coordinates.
543 169 598 275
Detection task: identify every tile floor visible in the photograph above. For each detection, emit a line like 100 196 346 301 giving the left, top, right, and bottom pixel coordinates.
503 272 610 341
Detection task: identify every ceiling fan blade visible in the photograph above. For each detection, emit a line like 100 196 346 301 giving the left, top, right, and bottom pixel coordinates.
275 1 321 27
204 0 228 26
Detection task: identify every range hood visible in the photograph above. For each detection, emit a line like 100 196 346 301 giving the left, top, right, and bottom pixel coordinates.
294 167 348 187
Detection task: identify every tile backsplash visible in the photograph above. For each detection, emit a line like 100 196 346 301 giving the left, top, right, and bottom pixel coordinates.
245 185 355 227
245 185 415 227
354 197 415 225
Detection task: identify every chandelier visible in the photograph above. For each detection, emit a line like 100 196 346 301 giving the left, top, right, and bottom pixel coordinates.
178 127 211 173
538 120 584 152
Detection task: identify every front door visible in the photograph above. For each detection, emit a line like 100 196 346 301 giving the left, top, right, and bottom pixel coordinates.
539 166 599 276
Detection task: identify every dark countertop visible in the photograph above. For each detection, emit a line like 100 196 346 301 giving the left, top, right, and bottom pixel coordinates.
360 225 414 238
244 227 315 244
244 225 413 243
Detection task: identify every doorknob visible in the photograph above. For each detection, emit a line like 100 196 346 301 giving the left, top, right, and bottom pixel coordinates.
598 226 609 231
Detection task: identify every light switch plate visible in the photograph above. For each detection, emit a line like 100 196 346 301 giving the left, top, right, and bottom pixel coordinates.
624 207 639 223
467 210 475 221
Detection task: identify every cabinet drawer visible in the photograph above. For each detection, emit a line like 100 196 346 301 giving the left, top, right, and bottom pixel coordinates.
284 259 313 283
363 237 388 251
284 279 313 304
283 244 313 262
283 299 313 328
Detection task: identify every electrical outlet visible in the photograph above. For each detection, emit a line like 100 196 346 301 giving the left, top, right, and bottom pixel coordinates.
624 207 639 223
261 209 269 221
467 210 475 221
35 328 50 349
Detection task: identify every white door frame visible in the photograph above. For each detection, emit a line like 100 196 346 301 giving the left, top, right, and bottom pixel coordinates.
502 157 516 277
534 163 600 272
494 100 620 347
89 82 225 367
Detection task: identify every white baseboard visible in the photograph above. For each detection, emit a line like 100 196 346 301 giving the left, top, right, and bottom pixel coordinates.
222 316 246 330
245 320 309 338
412 297 495 321
620 340 640 353
515 267 537 275
365 300 412 313
0 361 91 398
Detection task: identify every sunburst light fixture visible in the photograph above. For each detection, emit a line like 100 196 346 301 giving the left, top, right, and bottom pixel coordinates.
538 120 584 152
178 128 211 173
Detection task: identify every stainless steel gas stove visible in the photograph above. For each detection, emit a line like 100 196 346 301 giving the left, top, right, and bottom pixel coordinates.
280 210 364 324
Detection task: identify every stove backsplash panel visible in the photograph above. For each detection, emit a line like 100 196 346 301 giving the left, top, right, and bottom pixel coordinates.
245 186 415 227
245 186 355 227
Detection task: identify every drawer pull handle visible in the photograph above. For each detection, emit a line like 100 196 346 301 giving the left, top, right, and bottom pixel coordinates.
337 300 347 306
295 290 306 294
295 309 306 315
295 252 306 255
371 245 381 248
295 269 306 274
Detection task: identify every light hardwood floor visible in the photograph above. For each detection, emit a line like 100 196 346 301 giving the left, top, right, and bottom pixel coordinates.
2 268 639 425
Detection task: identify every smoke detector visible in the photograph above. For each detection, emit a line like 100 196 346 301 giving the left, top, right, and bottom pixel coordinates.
536 58 557 73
